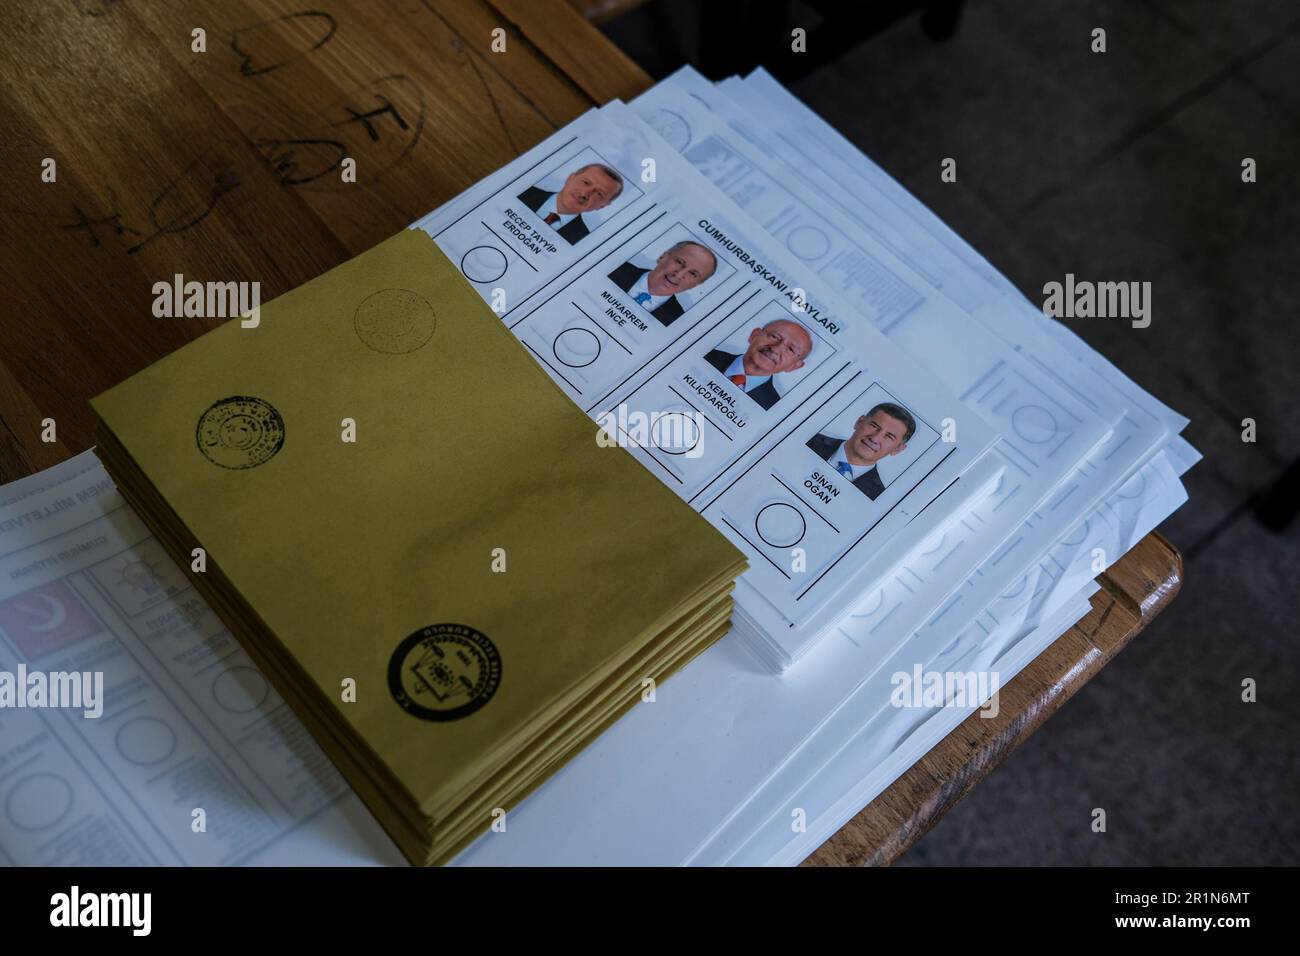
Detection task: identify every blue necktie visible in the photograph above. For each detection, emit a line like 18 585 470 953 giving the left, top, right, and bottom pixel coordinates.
634 292 652 305
836 461 853 477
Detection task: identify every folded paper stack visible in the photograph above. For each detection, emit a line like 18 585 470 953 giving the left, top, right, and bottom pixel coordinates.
89 228 746 865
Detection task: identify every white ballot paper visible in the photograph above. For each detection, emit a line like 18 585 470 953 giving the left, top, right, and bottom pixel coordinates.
411 101 1002 663
0 453 403 867
698 450 1189 865
722 69 1191 436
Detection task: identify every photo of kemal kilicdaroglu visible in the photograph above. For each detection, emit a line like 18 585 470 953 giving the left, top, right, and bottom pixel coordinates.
704 318 814 411
608 240 719 326
806 401 916 500
517 162 625 245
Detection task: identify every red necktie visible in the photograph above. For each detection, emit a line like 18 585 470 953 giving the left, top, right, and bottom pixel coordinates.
730 374 746 389
544 212 560 225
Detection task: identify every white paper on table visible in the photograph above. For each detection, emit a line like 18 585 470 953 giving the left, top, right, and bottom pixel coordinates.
702 450 1187 865
0 453 404 867
734 589 1098 866
728 69 1027 310
728 68 1191 438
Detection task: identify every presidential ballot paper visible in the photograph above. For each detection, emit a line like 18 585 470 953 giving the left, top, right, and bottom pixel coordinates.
411 101 1003 668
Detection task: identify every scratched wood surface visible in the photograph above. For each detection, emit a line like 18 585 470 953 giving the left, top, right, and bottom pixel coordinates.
0 0 1181 867
0 0 648 479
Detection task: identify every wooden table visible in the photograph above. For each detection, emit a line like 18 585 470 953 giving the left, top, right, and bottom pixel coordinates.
0 0 1181 865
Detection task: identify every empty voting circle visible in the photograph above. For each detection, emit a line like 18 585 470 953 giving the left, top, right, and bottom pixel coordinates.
115 716 178 766
650 411 702 456
5 772 74 832
1011 405 1059 444
755 501 807 549
647 108 691 151
212 665 270 714
552 327 601 368
786 225 831 262
460 245 508 284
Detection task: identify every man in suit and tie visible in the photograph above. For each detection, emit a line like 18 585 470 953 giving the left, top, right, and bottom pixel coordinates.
806 402 916 500
608 241 718 326
517 163 624 245
704 319 814 411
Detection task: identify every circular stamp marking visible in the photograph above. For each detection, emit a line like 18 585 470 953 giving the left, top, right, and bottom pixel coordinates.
195 396 285 469
388 623 502 722
353 288 437 354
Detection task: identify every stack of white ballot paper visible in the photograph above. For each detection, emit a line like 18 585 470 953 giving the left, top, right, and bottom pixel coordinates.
0 68 1199 867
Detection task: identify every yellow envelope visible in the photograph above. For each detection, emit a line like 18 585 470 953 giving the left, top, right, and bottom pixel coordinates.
92 228 744 861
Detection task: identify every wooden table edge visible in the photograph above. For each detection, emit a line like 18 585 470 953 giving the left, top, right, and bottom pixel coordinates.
803 529 1183 866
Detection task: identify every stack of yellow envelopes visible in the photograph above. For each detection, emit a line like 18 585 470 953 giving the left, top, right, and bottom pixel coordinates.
91 229 745 865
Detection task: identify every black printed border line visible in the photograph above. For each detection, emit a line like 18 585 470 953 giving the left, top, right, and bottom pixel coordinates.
433 139 642 247
586 282 757 414
796 444 957 602
522 340 583 395
432 136 579 239
611 220 742 324
514 214 746 397
771 375 946 602
506 205 665 326
769 472 840 534
612 423 683 485
694 364 859 510
661 295 844 454
719 515 791 580
666 384 733 443
479 220 539 273
571 301 633 356
601 286 767 479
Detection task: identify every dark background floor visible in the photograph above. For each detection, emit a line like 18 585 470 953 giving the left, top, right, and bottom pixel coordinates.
595 0 1300 864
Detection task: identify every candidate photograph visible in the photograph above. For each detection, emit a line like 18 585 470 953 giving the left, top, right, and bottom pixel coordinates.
608 239 719 326
517 162 625 245
704 318 813 411
806 402 916 500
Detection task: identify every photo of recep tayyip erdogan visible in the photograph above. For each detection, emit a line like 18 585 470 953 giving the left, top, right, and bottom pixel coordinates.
704 318 814 411
806 402 917 500
608 240 718 326
517 163 624 245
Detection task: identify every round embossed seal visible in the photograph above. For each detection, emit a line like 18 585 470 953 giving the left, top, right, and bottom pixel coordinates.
388 623 502 722
353 288 437 354
195 396 286 469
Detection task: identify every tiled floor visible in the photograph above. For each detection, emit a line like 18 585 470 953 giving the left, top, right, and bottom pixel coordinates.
606 0 1300 864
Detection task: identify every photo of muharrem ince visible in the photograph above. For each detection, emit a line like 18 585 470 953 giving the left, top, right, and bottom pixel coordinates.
517 163 624 245
806 402 916 500
608 240 719 326
704 319 813 411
